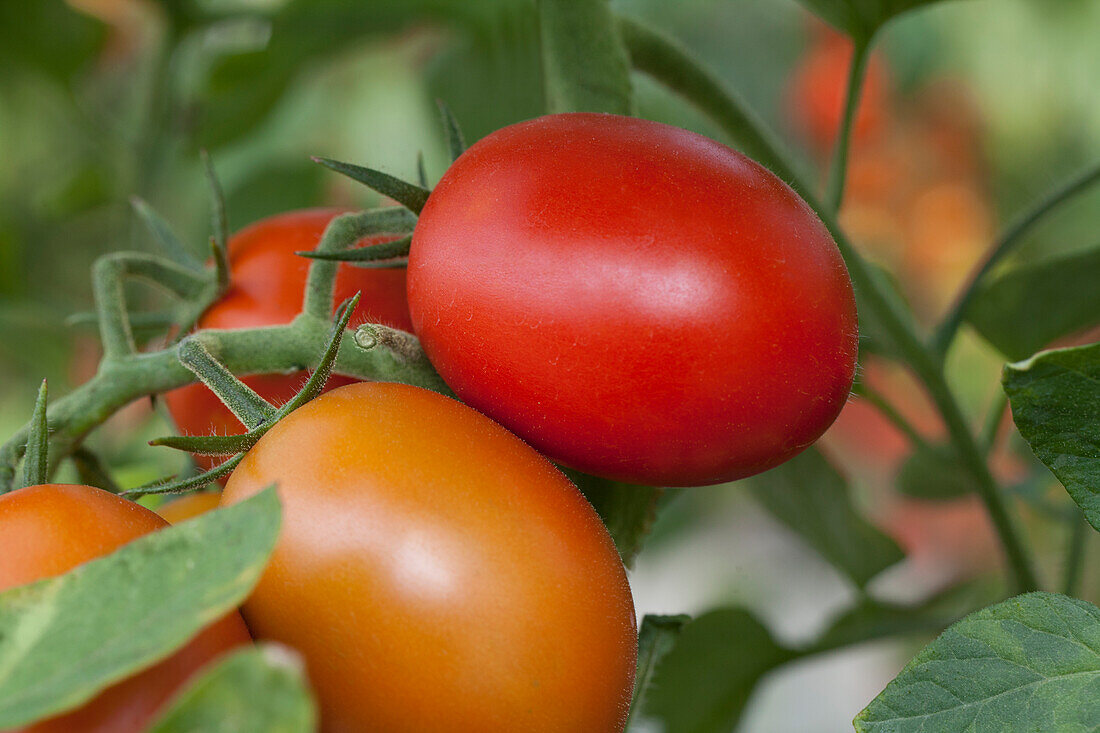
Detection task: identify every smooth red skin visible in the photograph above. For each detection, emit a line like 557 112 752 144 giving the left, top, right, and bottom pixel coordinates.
408 113 858 486
0 484 250 733
221 382 637 733
164 208 413 470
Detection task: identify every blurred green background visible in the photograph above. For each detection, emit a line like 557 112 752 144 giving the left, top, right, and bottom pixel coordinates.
2 0 1100 730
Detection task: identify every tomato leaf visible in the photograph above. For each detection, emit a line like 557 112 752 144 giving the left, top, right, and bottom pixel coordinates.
538 0 633 115
1003 342 1100 532
794 0 951 40
565 470 661 566
749 449 904 588
0 488 281 729
628 614 689 729
855 592 1100 731
148 645 316 733
896 443 977 500
644 609 795 733
967 244 1100 361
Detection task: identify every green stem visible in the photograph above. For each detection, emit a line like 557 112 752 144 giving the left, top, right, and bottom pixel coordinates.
854 381 930 452
979 390 1008 456
619 14 1040 593
0 319 449 494
1062 514 1088 597
824 37 872 213
931 162 1100 355
538 0 634 115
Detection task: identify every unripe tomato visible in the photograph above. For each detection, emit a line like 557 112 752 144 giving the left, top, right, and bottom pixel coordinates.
156 490 221 524
221 382 637 732
164 209 413 470
408 113 858 487
0 484 250 733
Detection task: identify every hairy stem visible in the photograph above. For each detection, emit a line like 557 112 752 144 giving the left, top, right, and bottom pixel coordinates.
825 36 872 213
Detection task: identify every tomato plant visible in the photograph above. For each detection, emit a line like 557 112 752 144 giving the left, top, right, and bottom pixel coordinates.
0 483 251 733
409 112 858 487
220 381 637 732
164 208 412 470
156 490 221 524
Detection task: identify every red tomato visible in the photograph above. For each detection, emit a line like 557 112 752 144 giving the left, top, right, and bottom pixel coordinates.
0 484 250 733
164 209 412 470
408 113 858 487
221 382 637 732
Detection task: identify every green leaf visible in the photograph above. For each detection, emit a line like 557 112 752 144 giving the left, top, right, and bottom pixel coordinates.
148 645 316 733
1004 342 1100 532
537 0 633 115
896 443 977 500
564 469 661 566
968 245 1100 361
795 0 950 40
749 449 904 587
628 615 689 728
856 592 1100 732
312 158 430 214
645 609 794 733
0 488 281 729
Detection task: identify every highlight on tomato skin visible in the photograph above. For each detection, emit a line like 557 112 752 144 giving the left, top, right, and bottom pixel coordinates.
163 208 413 472
0 484 251 733
221 381 638 733
408 112 858 487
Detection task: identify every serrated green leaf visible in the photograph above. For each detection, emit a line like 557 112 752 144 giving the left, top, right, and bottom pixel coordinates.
0 488 281 728
538 0 633 115
896 443 977 500
968 245 1100 361
795 0 950 40
645 609 794 733
856 592 1100 732
564 469 661 566
148 645 316 733
1004 342 1100 532
628 614 689 729
750 449 904 587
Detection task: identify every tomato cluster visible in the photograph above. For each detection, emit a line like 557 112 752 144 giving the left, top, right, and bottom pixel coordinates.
5 113 855 731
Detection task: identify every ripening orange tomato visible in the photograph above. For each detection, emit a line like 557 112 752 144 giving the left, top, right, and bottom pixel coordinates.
221 382 638 732
164 209 413 472
0 484 250 733
155 491 221 524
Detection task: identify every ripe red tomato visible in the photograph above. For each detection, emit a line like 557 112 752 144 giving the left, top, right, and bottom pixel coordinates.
0 484 250 733
164 209 412 470
221 382 637 732
408 113 858 487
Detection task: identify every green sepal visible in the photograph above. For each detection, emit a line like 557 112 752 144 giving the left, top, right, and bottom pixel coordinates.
312 157 431 214
20 380 49 489
177 338 277 430
126 453 245 498
201 150 230 263
130 197 204 270
437 99 466 161
71 447 122 494
297 234 411 264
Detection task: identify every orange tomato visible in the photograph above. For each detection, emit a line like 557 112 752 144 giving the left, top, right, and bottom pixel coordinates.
221 382 637 732
0 484 250 733
155 491 221 524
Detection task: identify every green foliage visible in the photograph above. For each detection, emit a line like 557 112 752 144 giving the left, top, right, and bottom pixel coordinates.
645 608 794 733
0 0 105 82
795 0 950 40
1004 342 1100 531
749 449 904 587
856 593 1100 731
630 614 689 728
148 645 316 733
538 0 634 115
0 489 281 729
968 244 1100 361
565 469 662 566
896 443 977 500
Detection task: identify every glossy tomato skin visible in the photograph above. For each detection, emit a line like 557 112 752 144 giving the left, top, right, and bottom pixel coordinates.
0 484 250 733
156 491 221 524
221 382 637 733
164 209 412 469
408 113 858 487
